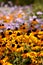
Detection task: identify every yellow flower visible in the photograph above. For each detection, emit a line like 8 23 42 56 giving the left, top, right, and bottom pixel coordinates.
16 47 24 52
17 14 23 18
2 38 6 42
30 35 38 43
31 46 40 51
2 56 8 63
3 62 12 65
39 51 43 56
38 31 43 35
37 35 43 39
27 52 37 58
31 20 38 25
32 58 37 64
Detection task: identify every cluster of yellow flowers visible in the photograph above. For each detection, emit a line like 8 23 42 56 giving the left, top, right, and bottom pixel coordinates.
0 24 43 65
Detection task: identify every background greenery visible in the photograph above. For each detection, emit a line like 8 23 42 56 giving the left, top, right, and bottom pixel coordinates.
0 0 43 12
0 0 43 5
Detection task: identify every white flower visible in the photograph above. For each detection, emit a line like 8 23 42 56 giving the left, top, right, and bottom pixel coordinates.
33 16 37 19
37 11 43 15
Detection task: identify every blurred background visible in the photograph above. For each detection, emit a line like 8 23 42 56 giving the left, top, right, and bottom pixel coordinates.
0 0 43 12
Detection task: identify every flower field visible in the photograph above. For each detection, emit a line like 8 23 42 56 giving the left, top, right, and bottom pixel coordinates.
0 2 43 65
0 22 43 65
